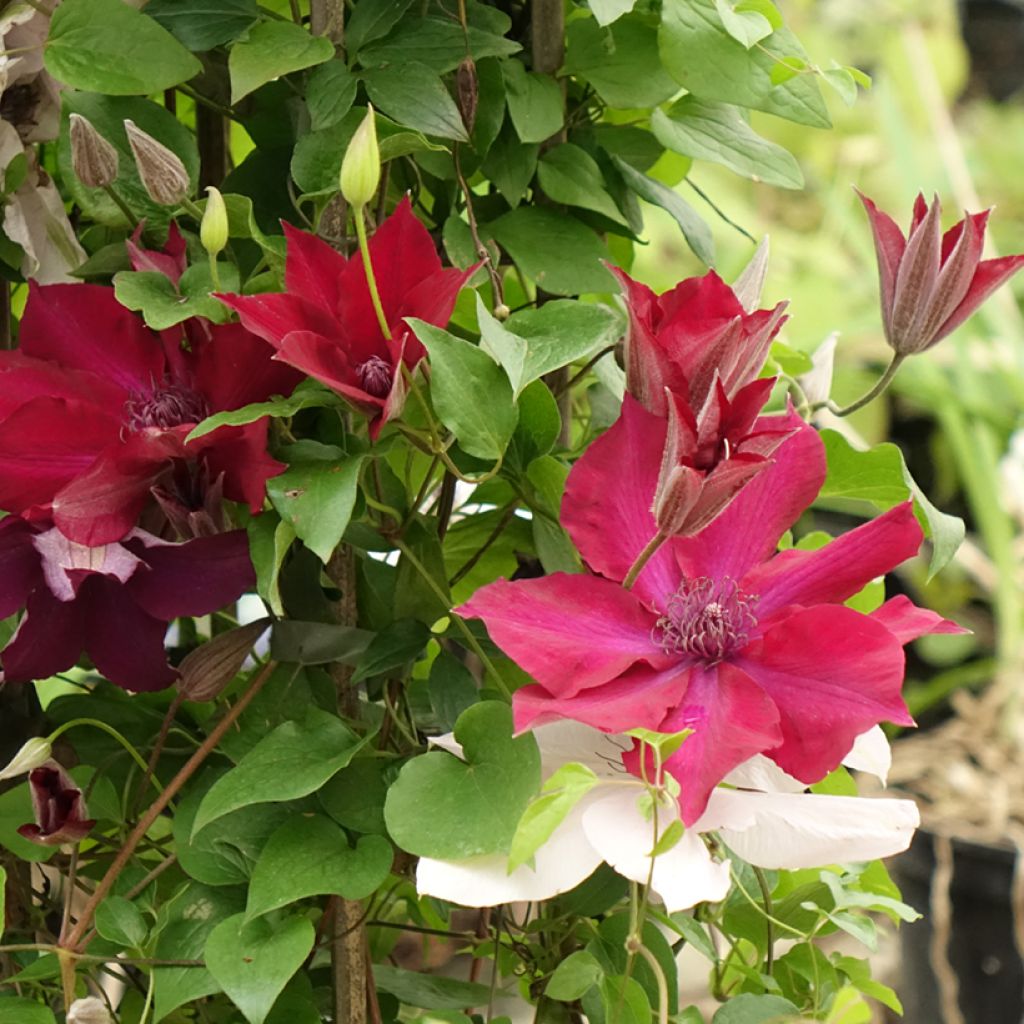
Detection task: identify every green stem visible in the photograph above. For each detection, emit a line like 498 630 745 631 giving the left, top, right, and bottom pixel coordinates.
629 940 669 1024
208 256 221 292
47 719 162 795
102 184 138 229
354 206 392 341
827 352 905 417
622 532 667 590
752 866 775 975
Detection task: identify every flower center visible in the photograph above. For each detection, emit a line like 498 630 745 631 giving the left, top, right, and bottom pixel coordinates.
653 576 758 664
123 384 209 432
356 355 393 398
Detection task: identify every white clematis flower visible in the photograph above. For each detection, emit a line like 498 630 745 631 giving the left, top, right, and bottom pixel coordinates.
416 721 918 911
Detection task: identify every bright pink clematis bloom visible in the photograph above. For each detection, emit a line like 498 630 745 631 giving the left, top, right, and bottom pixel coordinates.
859 191 1024 356
218 197 476 437
461 414 964 824
0 282 301 545
611 266 787 416
0 516 255 691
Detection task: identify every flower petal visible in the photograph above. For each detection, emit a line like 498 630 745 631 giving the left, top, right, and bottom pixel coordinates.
216 291 340 350
273 331 381 417
2 585 85 683
843 726 891 784
723 754 805 795
283 221 348 313
461 574 664 699
699 788 919 869
0 517 39 619
871 594 968 645
938 253 1024 341
857 190 907 322
190 420 286 513
0 352 123 419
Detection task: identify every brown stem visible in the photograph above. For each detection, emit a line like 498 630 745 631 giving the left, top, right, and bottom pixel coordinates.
312 0 348 253
196 101 229 188
60 661 277 952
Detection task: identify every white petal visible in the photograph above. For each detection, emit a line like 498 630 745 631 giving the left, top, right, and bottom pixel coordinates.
842 726 891 785
582 789 730 912
532 721 631 780
702 789 919 870
426 732 463 758
416 803 602 906
32 527 144 601
723 754 805 794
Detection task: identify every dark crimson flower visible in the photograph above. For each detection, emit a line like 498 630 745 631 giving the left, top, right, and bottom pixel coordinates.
460 416 964 824
859 191 1024 356
610 266 787 416
0 516 255 691
217 197 476 437
17 762 94 846
0 281 301 545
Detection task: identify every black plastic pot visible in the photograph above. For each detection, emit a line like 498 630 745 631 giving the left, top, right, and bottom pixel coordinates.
891 828 1024 1023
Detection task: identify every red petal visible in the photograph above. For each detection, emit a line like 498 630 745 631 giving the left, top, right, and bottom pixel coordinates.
191 420 286 512
0 352 124 419
0 517 39 618
936 253 1024 342
871 595 968 644
216 291 340 349
283 221 349 313
273 331 383 418
856 190 907 325
2 585 85 683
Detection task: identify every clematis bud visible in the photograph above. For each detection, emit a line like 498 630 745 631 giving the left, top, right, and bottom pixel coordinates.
0 736 52 781
200 186 229 258
177 617 272 702
17 762 95 846
124 119 191 206
67 997 113 1024
69 113 119 189
340 106 380 209
859 190 1024 356
456 57 478 134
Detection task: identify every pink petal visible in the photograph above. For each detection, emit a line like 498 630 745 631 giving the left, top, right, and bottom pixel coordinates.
19 283 165 391
32 526 144 601
856 190 906 323
674 414 825 584
936 253 1024 342
744 502 923 620
738 604 913 785
283 221 348 313
656 662 783 825
216 292 340 349
127 222 187 284
871 594 968 645
562 396 680 609
461 574 665 699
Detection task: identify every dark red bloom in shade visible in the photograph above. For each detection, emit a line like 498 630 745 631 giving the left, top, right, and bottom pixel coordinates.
0 516 255 692
859 191 1024 356
0 282 302 545
217 197 476 438
460 415 965 825
610 266 788 416
17 762 95 846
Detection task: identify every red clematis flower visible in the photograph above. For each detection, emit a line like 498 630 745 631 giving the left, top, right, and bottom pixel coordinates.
859 191 1024 356
0 515 255 691
18 762 95 847
610 266 788 416
460 415 964 824
217 197 476 437
0 282 301 545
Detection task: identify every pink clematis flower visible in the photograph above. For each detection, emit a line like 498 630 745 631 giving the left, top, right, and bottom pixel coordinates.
18 762 95 847
610 266 788 416
859 191 1024 356
0 282 301 545
0 516 255 691
217 197 476 437
460 415 964 824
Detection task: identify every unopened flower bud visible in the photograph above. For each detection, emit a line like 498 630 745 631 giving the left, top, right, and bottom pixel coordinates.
69 113 119 189
177 618 272 702
456 57 478 134
200 186 229 258
68 996 113 1024
0 737 53 781
18 762 94 847
340 106 380 210
124 119 191 206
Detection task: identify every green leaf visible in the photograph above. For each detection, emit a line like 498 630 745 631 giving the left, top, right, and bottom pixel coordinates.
588 0 637 27
187 380 339 441
45 0 201 94
652 97 802 189
427 649 480 731
583 975 651 1024
347 0 415 54
818 429 965 576
546 950 604 1001
364 61 468 141
714 0 774 48
145 0 258 51
352 619 432 682
384 702 541 858
649 818 686 857
710 994 801 1023
823 66 859 106
318 758 389 834
480 121 538 208
112 265 239 331
507 380 562 472
502 61 563 143
193 708 366 834
0 999 56 1024
508 762 599 872
409 320 518 460
306 62 359 130
477 296 619 398
205 913 315 1024
247 512 294 617
487 207 615 296
658 0 830 128
266 442 365 564
229 21 335 103
537 144 628 225
246 815 392 918
270 621 373 666
769 55 806 86
372 966 492 1011
610 155 714 265
95 895 147 948
564 17 679 110
357 16 520 73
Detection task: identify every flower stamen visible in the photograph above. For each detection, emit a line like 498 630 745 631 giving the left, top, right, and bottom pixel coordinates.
654 577 758 664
